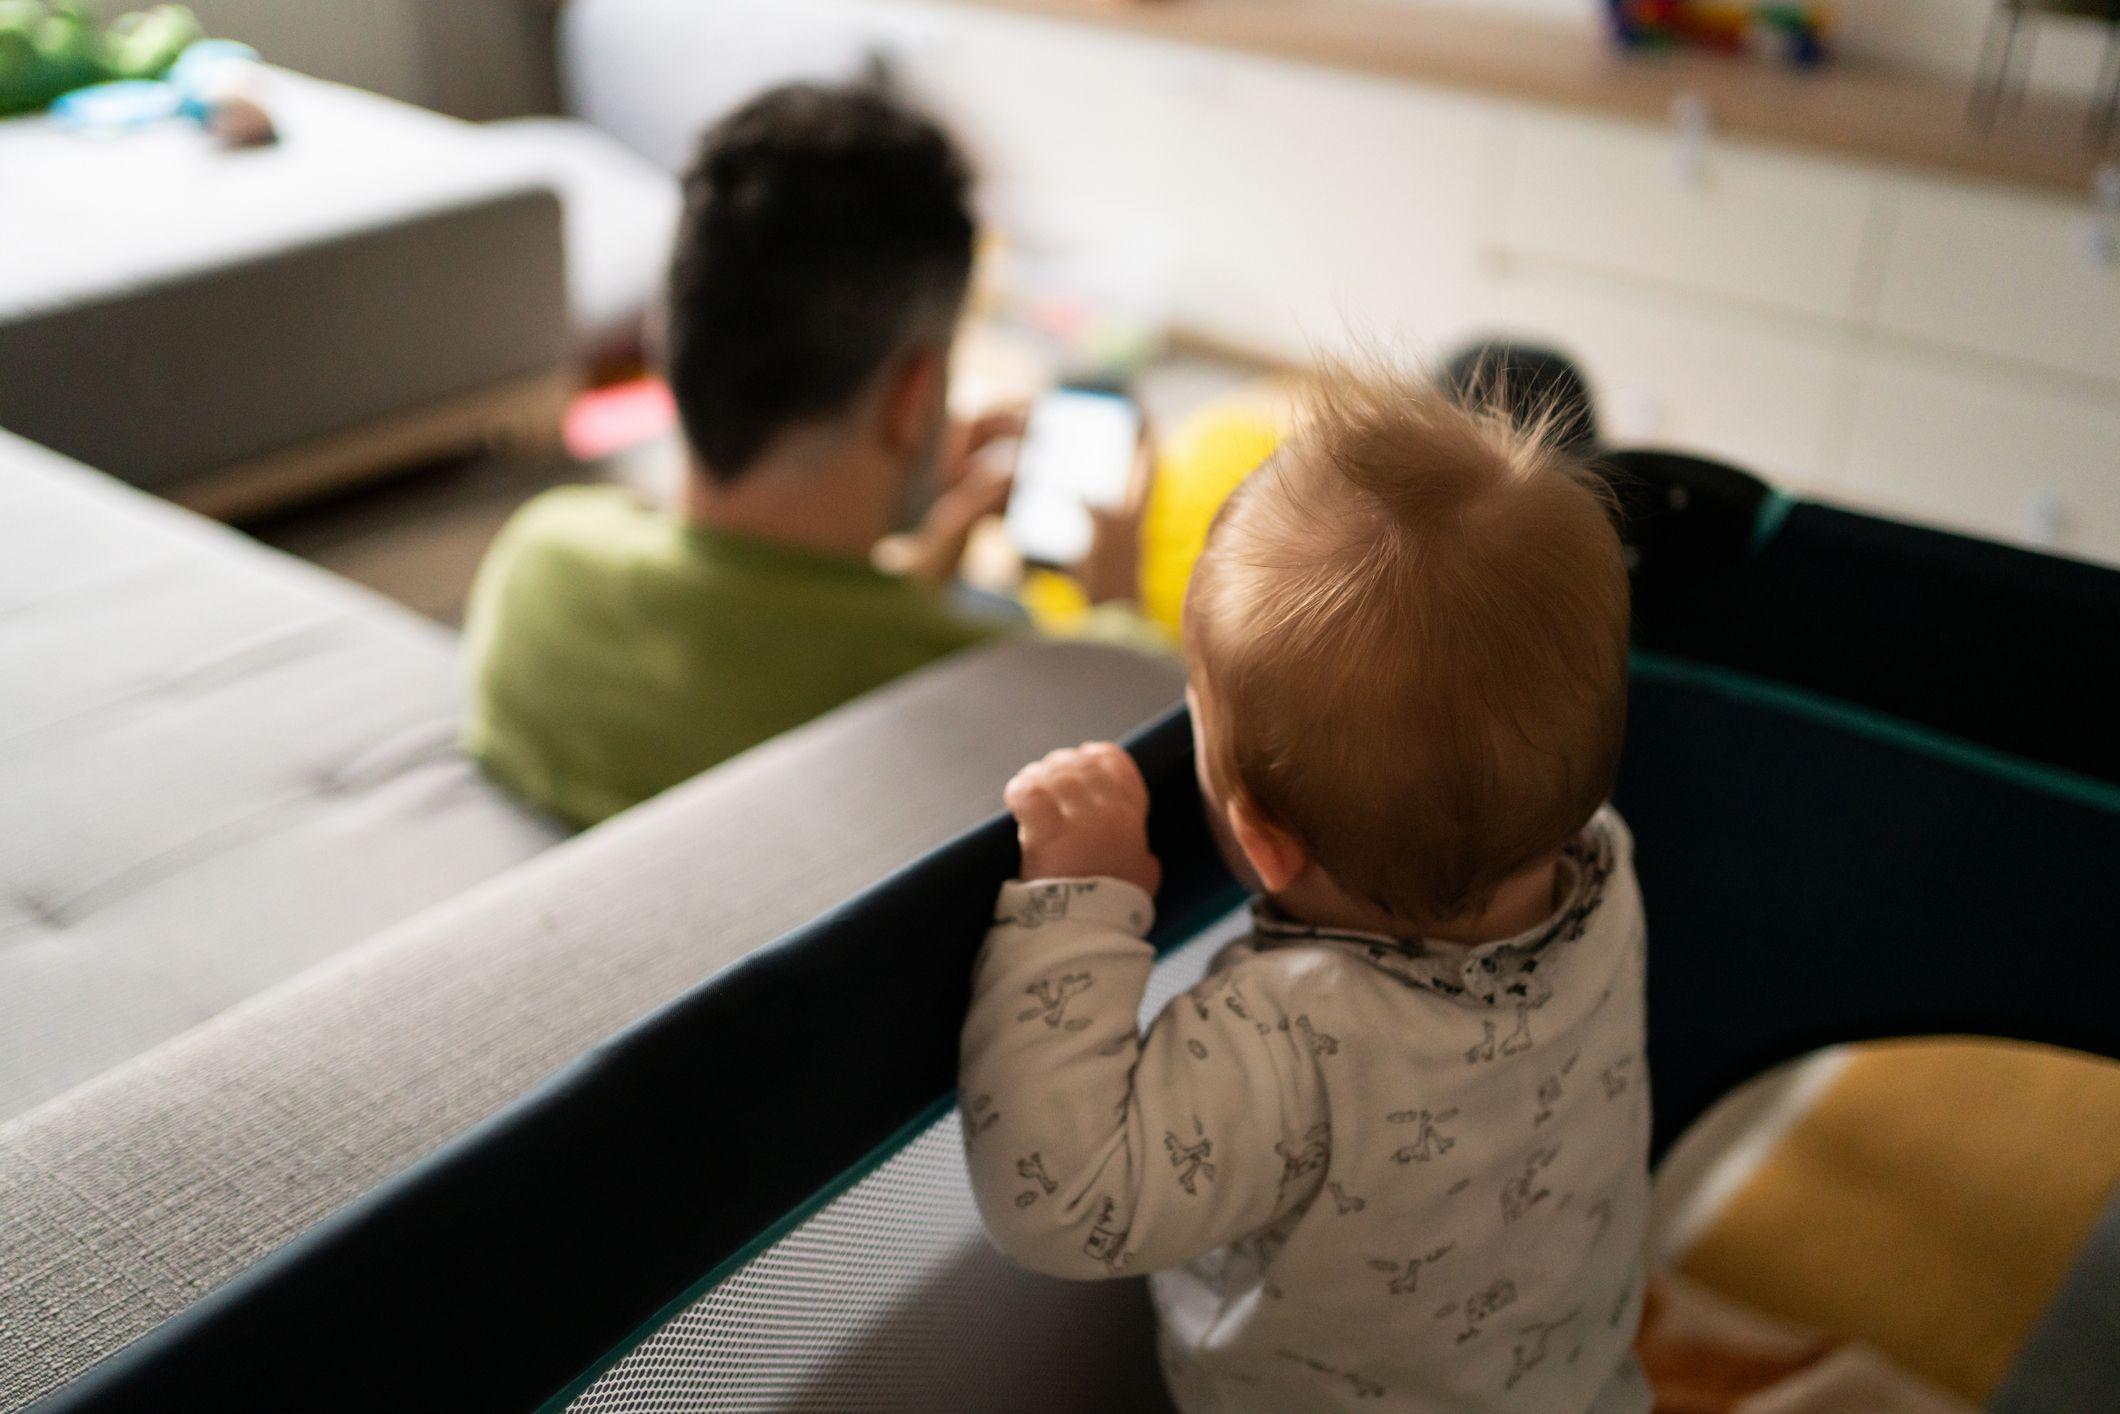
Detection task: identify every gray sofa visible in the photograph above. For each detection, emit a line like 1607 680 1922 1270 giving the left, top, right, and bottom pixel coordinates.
0 427 566 1123
0 427 1184 1408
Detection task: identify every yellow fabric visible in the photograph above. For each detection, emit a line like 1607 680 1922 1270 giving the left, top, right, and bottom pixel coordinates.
1136 391 1291 636
1678 1040 2120 1404
1018 568 1094 630
1017 569 1177 653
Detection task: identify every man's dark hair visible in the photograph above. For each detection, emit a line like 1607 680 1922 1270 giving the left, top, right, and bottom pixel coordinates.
663 81 976 483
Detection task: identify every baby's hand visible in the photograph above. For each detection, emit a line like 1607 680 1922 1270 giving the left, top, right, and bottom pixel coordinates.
1005 742 1162 899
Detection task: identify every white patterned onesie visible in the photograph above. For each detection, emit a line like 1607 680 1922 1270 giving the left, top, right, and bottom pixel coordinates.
960 807 1652 1413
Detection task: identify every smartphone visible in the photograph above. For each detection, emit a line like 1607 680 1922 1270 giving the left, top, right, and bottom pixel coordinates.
1004 386 1143 566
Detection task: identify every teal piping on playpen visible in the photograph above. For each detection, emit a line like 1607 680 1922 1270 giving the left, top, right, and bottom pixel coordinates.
1749 489 1800 552
1628 651 2120 817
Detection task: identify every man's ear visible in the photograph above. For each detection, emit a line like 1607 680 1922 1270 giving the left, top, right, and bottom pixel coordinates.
881 345 946 453
1226 795 1308 895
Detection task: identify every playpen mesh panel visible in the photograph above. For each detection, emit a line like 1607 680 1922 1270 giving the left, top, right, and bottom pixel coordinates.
566 905 1250 1414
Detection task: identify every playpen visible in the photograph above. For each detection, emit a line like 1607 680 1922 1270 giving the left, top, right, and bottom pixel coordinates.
38 451 2120 1412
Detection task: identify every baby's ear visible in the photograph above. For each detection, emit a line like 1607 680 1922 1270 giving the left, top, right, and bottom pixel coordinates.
1227 796 1308 895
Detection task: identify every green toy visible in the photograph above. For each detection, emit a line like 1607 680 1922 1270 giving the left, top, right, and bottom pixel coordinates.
104 4 202 79
0 1 202 116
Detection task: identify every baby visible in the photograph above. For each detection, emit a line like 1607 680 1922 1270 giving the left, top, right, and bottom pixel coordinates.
960 371 1650 1411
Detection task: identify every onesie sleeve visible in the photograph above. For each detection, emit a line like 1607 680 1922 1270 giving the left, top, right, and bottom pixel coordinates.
959 878 1328 1280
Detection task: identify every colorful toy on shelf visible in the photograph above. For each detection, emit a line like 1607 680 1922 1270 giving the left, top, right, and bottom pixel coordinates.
49 37 269 142
1604 0 1831 67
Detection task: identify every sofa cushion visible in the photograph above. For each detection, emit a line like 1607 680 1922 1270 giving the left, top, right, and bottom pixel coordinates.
0 429 565 1122
0 631 1182 1408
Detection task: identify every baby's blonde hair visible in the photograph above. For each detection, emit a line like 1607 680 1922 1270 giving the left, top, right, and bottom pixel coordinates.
1184 368 1630 925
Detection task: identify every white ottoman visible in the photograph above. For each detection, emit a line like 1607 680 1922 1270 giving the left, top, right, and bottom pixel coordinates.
0 70 575 518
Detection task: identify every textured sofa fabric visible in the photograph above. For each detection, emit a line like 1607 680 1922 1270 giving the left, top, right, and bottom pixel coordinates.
0 429 566 1122
0 633 1182 1407
0 70 569 491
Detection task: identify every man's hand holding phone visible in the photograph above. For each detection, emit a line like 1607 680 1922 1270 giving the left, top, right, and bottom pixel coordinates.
1005 386 1155 606
1072 429 1154 605
900 407 1025 587
898 387 1156 609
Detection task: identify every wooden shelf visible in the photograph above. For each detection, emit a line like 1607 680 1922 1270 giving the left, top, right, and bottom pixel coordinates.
934 0 2115 196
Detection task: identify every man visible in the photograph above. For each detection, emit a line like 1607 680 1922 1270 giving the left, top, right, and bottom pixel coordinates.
463 82 1132 826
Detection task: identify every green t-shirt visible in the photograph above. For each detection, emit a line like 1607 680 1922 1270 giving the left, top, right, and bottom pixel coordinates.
461 486 1010 826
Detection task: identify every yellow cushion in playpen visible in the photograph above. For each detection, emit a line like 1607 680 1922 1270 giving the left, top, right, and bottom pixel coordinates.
1678 1039 2120 1405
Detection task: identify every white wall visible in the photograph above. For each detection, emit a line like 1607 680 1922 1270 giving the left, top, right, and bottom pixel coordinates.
177 0 428 101
141 0 557 119
126 0 2120 123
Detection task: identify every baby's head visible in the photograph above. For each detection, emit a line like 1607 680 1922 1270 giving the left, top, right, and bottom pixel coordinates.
1183 369 1630 932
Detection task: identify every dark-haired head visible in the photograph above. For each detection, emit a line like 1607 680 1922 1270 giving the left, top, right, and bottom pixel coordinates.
1443 340 1601 456
663 82 976 484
